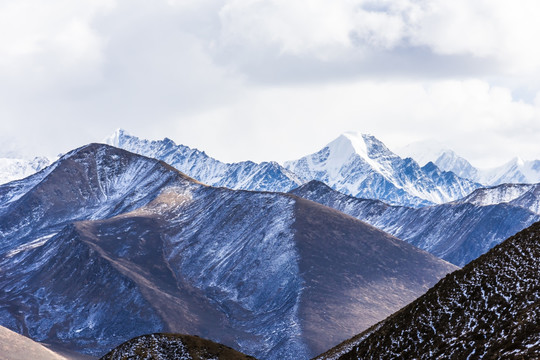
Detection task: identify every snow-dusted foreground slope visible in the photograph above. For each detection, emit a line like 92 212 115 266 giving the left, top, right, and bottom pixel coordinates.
285 132 480 207
0 144 456 360
106 129 302 192
291 181 540 266
100 333 255 360
316 220 540 360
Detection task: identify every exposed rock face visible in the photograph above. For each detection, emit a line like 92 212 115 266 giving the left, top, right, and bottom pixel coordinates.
315 221 540 360
100 333 256 360
0 144 456 360
290 180 540 266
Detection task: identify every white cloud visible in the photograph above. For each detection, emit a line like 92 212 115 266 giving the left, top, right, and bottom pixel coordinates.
0 0 539 169
212 0 540 82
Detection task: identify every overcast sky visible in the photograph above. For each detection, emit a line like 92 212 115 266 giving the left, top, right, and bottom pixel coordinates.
1 0 539 168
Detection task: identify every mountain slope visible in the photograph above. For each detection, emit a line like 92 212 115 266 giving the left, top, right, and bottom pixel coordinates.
105 129 302 192
290 181 540 266
0 324 68 360
0 143 197 255
0 144 456 360
100 333 255 360
316 221 540 360
284 133 480 207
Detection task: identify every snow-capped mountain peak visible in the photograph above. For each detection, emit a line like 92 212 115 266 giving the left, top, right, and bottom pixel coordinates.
324 133 390 174
285 133 480 207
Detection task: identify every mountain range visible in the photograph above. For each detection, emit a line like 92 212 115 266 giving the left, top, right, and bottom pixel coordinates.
316 220 540 359
105 129 302 193
0 144 456 359
398 140 540 185
290 181 540 266
1 131 539 359
284 132 480 207
107 130 480 207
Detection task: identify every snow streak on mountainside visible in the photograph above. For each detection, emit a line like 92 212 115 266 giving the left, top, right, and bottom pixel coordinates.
106 129 302 192
398 140 540 186
316 221 540 360
0 144 456 360
100 333 256 360
284 133 480 207
290 181 540 266
0 156 51 185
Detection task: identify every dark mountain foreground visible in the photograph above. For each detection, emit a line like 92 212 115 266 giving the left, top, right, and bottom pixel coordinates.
0 144 456 360
290 180 540 266
315 221 540 360
100 333 256 360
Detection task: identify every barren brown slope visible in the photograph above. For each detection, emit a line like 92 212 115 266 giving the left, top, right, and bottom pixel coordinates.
0 325 68 360
292 198 458 356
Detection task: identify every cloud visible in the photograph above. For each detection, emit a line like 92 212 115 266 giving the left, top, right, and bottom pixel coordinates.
0 0 539 169
210 0 540 83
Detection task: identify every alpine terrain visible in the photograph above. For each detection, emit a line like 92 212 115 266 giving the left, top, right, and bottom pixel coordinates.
290 181 540 266
398 140 540 186
0 143 456 359
316 221 540 360
284 132 480 207
106 129 302 192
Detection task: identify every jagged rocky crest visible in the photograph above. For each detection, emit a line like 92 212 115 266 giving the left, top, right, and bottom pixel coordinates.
106 129 302 193
316 221 540 360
